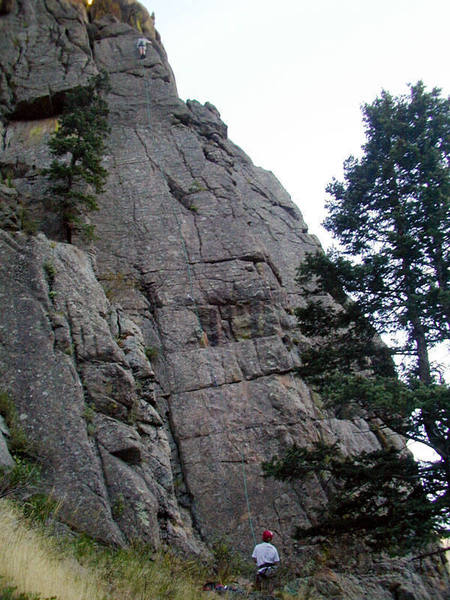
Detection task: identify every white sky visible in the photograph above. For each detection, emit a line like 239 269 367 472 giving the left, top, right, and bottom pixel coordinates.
141 0 450 248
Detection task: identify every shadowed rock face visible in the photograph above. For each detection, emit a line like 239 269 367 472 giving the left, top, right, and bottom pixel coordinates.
0 2 448 597
0 0 14 15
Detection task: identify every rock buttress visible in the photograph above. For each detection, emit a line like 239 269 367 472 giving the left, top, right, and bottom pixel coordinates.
0 0 412 552
0 3 448 599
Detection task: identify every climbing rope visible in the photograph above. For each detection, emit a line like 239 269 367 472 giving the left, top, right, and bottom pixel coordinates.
144 76 152 122
138 67 390 563
167 184 205 338
142 74 216 379
241 451 257 547
144 68 258 546
142 78 204 334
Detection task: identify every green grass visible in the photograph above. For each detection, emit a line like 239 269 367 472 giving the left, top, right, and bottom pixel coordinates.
0 580 55 599
144 345 159 361
0 392 35 456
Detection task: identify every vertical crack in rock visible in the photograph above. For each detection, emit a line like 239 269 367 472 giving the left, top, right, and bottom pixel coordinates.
163 398 207 544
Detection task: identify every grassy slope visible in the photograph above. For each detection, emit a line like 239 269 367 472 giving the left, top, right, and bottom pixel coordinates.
0 499 210 600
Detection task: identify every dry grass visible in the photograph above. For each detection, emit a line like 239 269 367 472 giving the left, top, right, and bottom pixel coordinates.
0 499 211 600
0 500 106 600
96 546 209 600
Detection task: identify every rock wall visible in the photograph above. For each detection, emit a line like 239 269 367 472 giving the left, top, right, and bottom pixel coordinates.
0 1 448 597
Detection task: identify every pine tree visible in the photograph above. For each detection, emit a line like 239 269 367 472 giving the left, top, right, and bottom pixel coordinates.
44 72 111 243
263 443 443 551
265 82 449 552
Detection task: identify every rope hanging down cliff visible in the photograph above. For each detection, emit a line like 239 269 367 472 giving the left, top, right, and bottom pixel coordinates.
143 75 216 375
143 68 258 543
242 451 257 547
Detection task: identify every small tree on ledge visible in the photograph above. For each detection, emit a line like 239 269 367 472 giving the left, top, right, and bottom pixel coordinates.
44 71 111 244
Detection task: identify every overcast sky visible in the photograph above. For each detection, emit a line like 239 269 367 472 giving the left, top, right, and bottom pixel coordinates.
141 0 450 249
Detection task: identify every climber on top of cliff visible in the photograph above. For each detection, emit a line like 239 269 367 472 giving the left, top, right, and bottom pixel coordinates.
136 37 152 59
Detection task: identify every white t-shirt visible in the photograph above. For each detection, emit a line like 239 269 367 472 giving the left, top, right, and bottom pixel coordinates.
137 38 151 48
251 542 280 567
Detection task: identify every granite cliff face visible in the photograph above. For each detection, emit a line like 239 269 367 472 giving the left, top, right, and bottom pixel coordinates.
0 1 448 598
